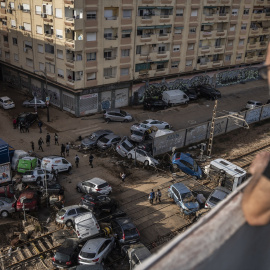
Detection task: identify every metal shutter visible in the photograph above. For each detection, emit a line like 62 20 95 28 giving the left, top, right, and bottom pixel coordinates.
79 93 98 115
63 92 75 114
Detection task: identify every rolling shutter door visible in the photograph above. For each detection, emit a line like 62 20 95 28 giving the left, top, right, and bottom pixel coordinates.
79 93 98 115
115 88 128 108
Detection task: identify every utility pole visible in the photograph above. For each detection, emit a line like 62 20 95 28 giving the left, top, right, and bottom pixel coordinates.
207 99 218 157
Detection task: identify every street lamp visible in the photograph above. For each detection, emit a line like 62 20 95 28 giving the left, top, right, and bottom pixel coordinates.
34 67 50 122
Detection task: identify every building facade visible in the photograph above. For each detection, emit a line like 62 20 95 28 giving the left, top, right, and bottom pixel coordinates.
0 0 269 115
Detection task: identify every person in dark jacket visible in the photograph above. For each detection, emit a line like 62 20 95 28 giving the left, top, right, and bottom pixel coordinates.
38 137 44 152
54 133 59 145
89 154 94 168
46 133 51 146
61 144 66 157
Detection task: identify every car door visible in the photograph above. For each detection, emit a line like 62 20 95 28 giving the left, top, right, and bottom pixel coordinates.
61 159 69 171
67 209 77 221
98 239 112 260
135 149 144 163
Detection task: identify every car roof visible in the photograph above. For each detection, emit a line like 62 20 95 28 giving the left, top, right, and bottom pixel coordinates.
113 217 136 229
57 239 79 254
103 134 120 140
171 183 191 194
19 190 36 199
247 100 261 103
86 177 107 185
81 238 106 253
62 205 81 211
106 109 121 113
0 96 12 100
211 187 231 199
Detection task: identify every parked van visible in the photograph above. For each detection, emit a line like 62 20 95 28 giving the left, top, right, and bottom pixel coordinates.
74 212 100 240
11 150 29 171
17 156 39 173
162 90 189 106
41 156 72 173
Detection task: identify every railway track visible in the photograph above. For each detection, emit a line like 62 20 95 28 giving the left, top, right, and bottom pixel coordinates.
1 230 61 270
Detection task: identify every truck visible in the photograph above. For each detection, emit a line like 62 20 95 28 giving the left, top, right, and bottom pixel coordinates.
204 158 247 192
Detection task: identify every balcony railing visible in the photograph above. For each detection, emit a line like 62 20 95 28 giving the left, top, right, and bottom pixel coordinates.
105 74 116 79
105 16 117 20
157 51 167 54
142 15 152 19
104 36 117 40
104 56 117 60
160 15 170 18
141 34 151 38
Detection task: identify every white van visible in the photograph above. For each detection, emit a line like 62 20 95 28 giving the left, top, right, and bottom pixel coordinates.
74 212 100 240
11 150 29 170
41 156 72 173
162 90 189 106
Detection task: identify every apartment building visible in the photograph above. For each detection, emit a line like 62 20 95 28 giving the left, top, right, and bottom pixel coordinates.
0 0 269 115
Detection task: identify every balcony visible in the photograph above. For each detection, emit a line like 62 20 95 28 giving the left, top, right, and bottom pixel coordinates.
245 55 257 63
139 34 152 43
103 16 119 28
65 39 83 51
217 13 230 22
252 13 263 21
212 60 223 67
202 14 217 23
197 62 211 70
64 0 74 7
249 28 260 35
44 34 53 43
156 51 169 59
157 33 170 41
204 0 218 4
247 43 257 50
155 68 167 75
198 46 210 55
213 45 225 54
257 41 268 49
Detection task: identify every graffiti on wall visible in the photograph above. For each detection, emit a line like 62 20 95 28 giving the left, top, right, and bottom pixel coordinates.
31 85 43 99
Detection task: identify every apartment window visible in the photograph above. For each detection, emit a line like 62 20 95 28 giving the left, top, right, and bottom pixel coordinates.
56 29 63 39
176 9 184 16
38 44 44 53
188 44 194 50
239 39 244 46
24 41 32 49
229 25 236 31
243 9 249 15
120 68 129 76
174 27 183 34
136 45 141 55
0 2 5 8
232 9 239 15
36 25 43 35
86 32 96 41
22 3 30 12
227 40 233 46
12 37 17 45
39 62 44 71
157 63 165 70
76 53 82 61
57 69 64 78
43 4 52 15
225 55 231 61
241 24 247 30
171 61 179 68
5 52 10 59
104 9 114 19
86 11 96 20
23 23 31 32
10 2 14 9
186 60 193 66
26 58 33 68
11 20 16 28
57 49 63 59
123 9 132 18
2 20 7 26
236 54 242 60
35 5 41 15
86 52 96 61
45 44 54 54
14 53 18 62
189 27 196 33
104 29 113 39
191 9 198 17
121 49 130 57
55 8 62 18
87 72 96 80
3 36 8 42
104 68 114 78
122 29 131 38
173 45 180 51
46 62 55 73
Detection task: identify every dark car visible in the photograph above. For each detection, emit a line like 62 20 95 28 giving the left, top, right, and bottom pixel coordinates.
80 130 113 149
143 99 168 111
111 217 140 246
195 85 221 100
182 87 198 100
17 112 38 126
79 192 117 216
52 238 81 268
39 182 64 195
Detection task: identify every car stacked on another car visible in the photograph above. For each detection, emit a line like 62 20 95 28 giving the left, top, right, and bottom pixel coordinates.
17 112 38 126
0 96 15 109
21 168 54 184
116 136 135 157
81 130 113 150
127 149 159 167
181 87 198 100
140 119 171 130
205 186 231 209
103 109 132 122
77 178 112 195
16 190 39 212
97 134 121 150
245 100 263 110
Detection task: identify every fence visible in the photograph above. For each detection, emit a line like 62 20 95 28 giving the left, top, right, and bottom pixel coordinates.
152 104 270 156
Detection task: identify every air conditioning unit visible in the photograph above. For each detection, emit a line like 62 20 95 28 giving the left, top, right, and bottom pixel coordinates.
41 13 47 18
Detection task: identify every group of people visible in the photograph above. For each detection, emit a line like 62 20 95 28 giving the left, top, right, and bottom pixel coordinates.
149 189 162 204
13 118 30 133
35 132 60 152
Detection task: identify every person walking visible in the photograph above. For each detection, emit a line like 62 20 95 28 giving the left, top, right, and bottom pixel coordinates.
13 118 17 129
46 133 51 146
89 154 94 168
156 189 162 203
19 122 24 133
61 144 66 157
25 122 29 133
52 168 58 181
120 172 126 182
149 189 155 205
38 137 44 152
66 143 70 156
75 154 80 168
54 133 59 145
38 120 43 133
30 141 34 152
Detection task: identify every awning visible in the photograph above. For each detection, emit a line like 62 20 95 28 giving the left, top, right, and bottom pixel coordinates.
156 24 172 29
138 25 171 30
202 23 214 25
156 6 173 9
174 26 184 29
138 6 156 9
154 60 169 64
122 29 132 33
137 26 155 30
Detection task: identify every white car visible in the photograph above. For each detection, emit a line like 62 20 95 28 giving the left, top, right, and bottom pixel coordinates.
41 156 72 173
0 96 15 109
142 119 171 130
77 177 112 195
127 149 159 167
21 168 54 184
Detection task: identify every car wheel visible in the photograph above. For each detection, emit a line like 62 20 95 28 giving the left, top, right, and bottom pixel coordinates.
66 220 73 227
77 187 82 193
127 154 132 159
144 160 149 166
1 211 8 218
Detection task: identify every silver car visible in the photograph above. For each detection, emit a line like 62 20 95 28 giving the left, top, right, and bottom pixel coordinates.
97 134 121 150
130 130 146 143
116 137 134 157
22 168 54 184
205 186 231 209
81 130 113 149
0 197 16 218
77 178 112 195
127 149 159 167
55 205 90 227
78 237 115 265
23 99 46 108
104 109 132 122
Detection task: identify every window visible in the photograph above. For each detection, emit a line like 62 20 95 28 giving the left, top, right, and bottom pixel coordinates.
5 52 10 59
241 24 247 30
86 52 96 61
176 9 184 16
171 61 179 68
236 54 242 60
35 5 41 15
120 68 129 76
86 11 96 20
189 27 196 33
12 37 17 45
243 9 249 15
36 25 43 35
104 68 114 78
46 62 55 73
121 49 130 57
39 62 44 71
173 45 180 51
188 44 194 50
87 72 96 80
22 3 30 12
38 44 43 53
136 45 141 55
55 8 62 18
122 29 131 38
191 9 198 17
229 25 236 31
10 2 14 9
86 32 96 41
43 4 52 15
225 55 231 61
174 27 183 34
24 41 32 49
227 40 233 46
26 58 33 68
186 60 192 66
123 9 132 18
56 29 63 39
3 36 8 42
57 68 64 78
57 49 63 59
14 53 18 62
45 44 54 54
2 20 7 26
76 53 82 61
239 39 244 46
23 22 31 32
232 9 239 15
11 20 16 28
104 9 113 19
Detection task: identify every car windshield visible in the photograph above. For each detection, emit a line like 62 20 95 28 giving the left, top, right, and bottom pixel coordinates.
98 183 108 188
22 199 33 204
58 209 66 216
80 251 96 259
55 252 70 262
122 142 133 151
99 137 109 143
124 228 137 237
247 101 255 105
120 110 127 116
133 131 144 136
23 171 33 175
209 196 221 205
181 192 194 202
